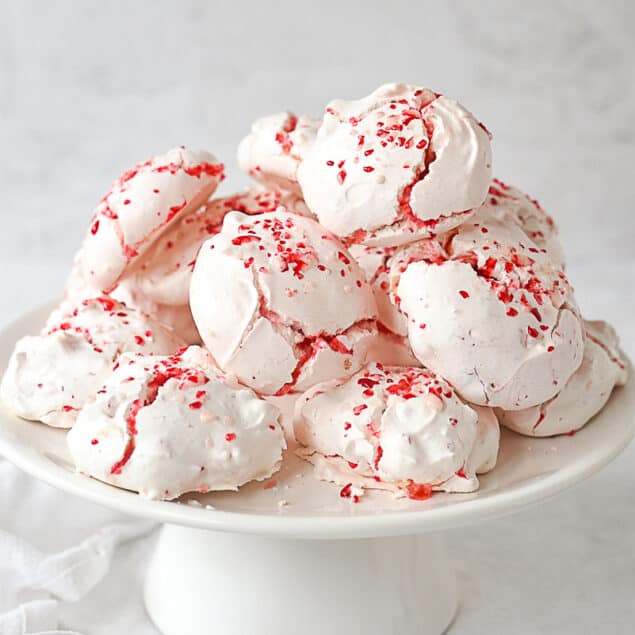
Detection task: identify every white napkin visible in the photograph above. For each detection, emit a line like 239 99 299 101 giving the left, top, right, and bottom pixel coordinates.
0 521 155 635
0 459 155 635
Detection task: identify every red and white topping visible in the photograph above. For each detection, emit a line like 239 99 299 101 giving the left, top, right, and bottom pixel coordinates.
496 320 627 436
238 112 319 195
78 147 224 292
297 83 492 247
478 179 565 269
63 258 201 344
67 346 285 499
125 188 296 308
393 212 584 410
190 210 378 395
295 363 499 497
0 297 183 428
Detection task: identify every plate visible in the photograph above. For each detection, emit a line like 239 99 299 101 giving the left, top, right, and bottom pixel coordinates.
0 302 633 539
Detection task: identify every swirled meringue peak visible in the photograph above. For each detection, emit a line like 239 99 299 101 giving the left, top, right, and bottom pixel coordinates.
67 346 285 500
393 211 584 410
294 363 499 498
78 147 224 292
238 112 319 195
297 83 492 247
0 297 183 428
496 320 627 437
190 210 378 396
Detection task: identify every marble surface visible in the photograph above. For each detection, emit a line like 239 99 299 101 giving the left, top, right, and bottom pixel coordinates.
0 1 633 633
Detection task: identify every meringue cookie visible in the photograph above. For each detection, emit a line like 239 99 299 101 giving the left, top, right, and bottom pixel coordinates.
130 188 307 307
0 297 183 428
298 83 492 247
295 363 498 496
350 242 445 366
394 212 584 410
67 346 285 499
350 239 446 338
349 244 418 366
349 244 405 337
112 281 201 344
364 329 421 367
463 405 500 477
238 112 319 195
479 179 565 269
190 210 378 396
78 147 224 292
496 320 627 437
62 260 201 345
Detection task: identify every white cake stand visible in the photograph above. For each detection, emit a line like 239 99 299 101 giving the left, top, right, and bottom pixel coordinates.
0 305 633 635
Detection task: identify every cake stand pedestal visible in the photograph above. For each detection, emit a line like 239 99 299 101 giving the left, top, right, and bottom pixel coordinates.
0 305 633 635
145 526 457 635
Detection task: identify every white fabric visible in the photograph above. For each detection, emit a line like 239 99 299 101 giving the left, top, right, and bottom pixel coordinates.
0 521 153 634
0 459 157 635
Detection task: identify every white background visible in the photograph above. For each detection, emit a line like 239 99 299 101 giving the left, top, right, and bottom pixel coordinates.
0 1 633 633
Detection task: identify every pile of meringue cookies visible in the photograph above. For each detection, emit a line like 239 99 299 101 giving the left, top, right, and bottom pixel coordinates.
1 83 628 503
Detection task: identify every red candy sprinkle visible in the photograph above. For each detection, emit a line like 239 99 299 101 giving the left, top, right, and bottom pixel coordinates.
340 483 353 498
232 235 261 245
406 481 433 500
373 445 383 471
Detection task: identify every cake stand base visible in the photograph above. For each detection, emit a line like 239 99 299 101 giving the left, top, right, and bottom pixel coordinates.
144 523 458 635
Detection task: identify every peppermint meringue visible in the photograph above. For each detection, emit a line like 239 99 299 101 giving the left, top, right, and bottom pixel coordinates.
479 179 565 269
111 281 201 345
496 320 627 437
295 363 499 496
62 262 201 344
298 83 492 246
190 210 378 396
349 244 406 337
0 297 183 428
364 329 421 367
78 147 224 292
349 244 418 366
394 212 584 410
129 188 307 307
350 238 446 338
67 346 285 499
238 112 319 194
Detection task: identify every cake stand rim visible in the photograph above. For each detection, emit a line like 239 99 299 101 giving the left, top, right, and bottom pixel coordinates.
0 301 633 540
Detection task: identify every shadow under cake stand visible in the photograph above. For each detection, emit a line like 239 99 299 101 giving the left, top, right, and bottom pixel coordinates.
0 304 633 635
